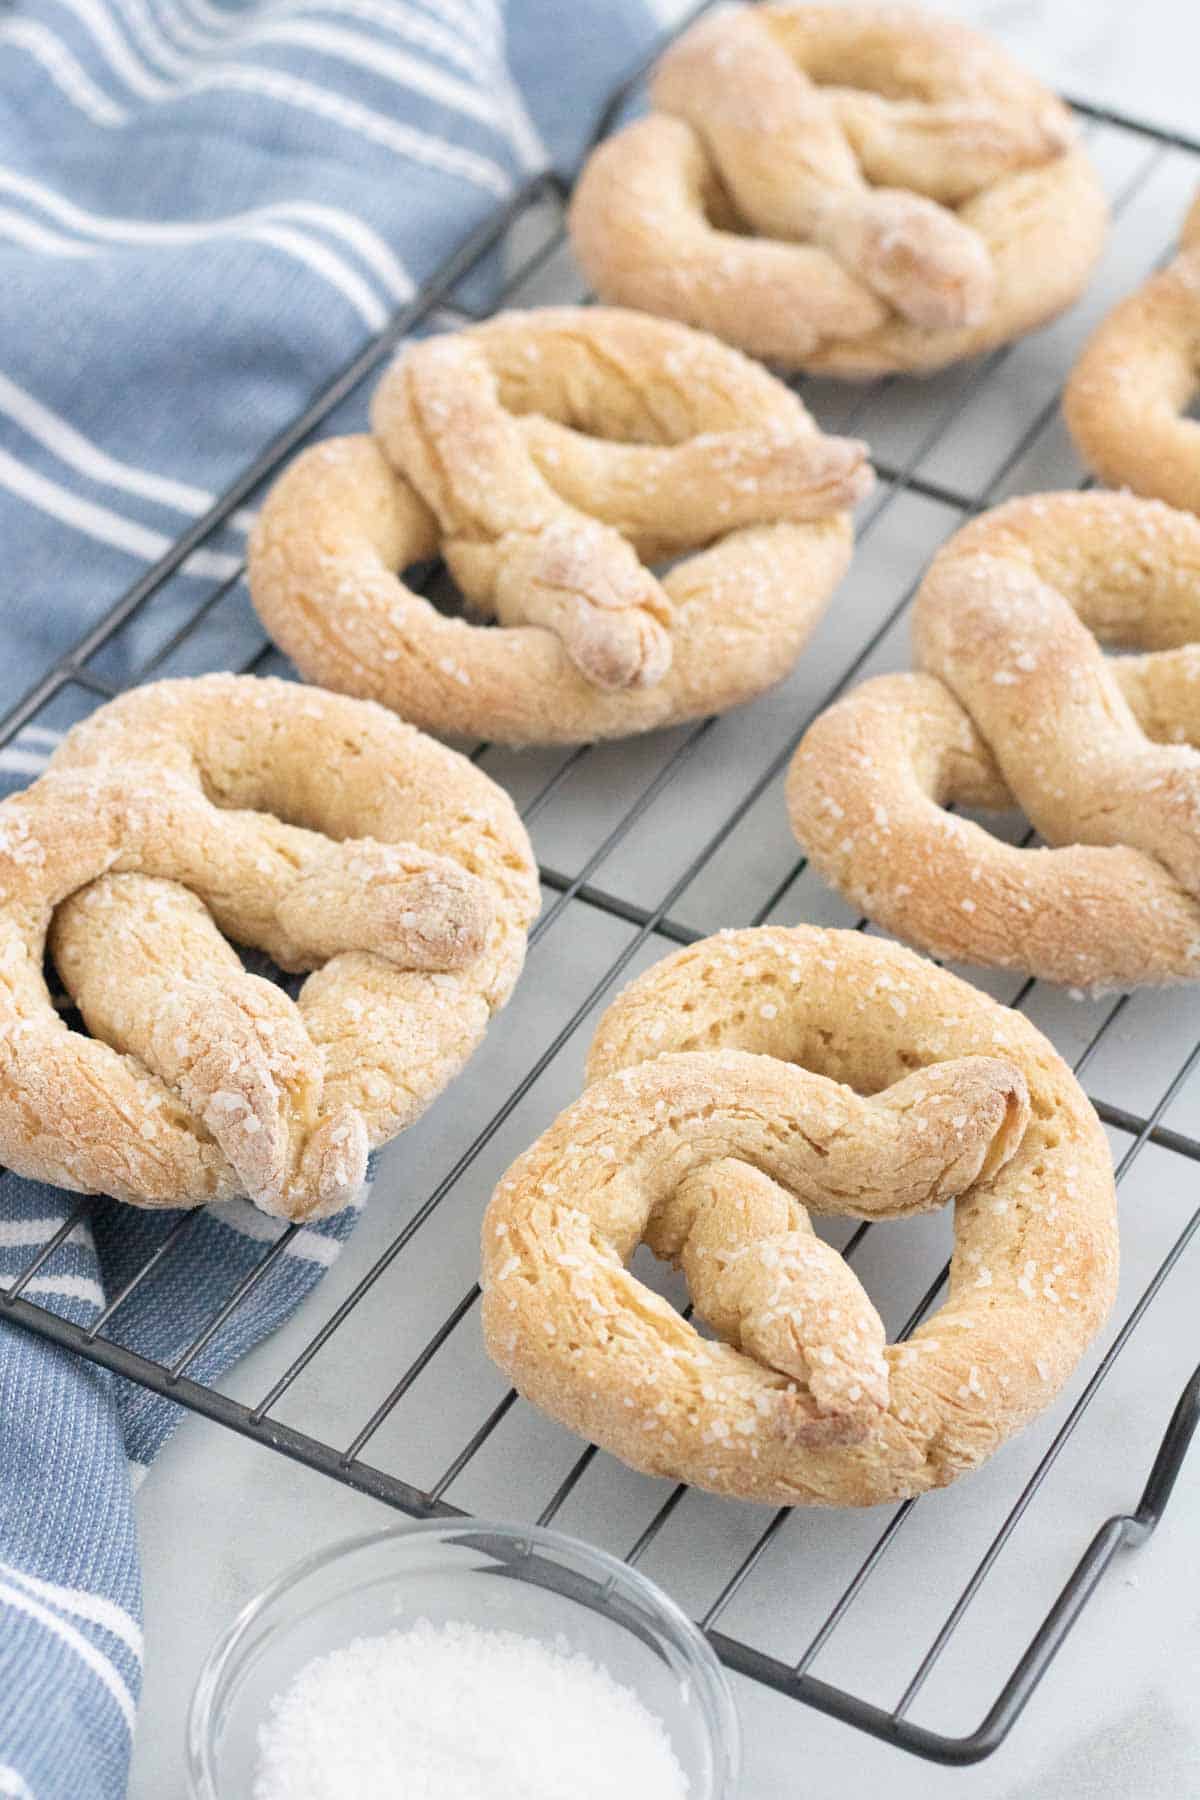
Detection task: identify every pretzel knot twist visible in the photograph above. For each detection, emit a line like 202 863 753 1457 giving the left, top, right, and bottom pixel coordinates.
0 677 538 1220
482 928 1116 1507
1065 189 1200 514
569 4 1107 377
248 307 871 746
788 493 1200 991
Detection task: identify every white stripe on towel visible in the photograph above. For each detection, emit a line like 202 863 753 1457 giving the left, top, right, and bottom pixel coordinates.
0 198 387 328
224 20 510 132
215 219 389 326
0 18 128 125
0 1581 136 1733
420 0 502 54
179 69 513 194
51 0 174 98
69 0 509 138
0 1217 88 1250
0 372 225 518
4 1273 107 1308
0 164 412 311
0 1764 34 1799
212 1193 366 1265
41 0 511 193
0 450 241 580
308 0 490 80
0 207 96 255
171 0 499 59
127 0 489 84
498 74 548 173
1 1564 143 1662
0 367 254 536
111 0 198 75
0 749 55 777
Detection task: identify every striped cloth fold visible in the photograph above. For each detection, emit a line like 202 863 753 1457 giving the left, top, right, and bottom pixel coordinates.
0 2 657 1793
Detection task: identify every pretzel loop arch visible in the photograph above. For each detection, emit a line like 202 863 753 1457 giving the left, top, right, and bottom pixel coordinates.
249 307 870 745
482 927 1116 1506
1066 189 1200 514
0 676 538 1218
788 493 1200 989
568 4 1107 376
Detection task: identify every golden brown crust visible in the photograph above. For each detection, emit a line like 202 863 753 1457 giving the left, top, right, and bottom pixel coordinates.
788 492 1200 988
248 307 867 745
569 5 1107 377
1064 189 1200 512
0 675 538 1218
481 927 1116 1506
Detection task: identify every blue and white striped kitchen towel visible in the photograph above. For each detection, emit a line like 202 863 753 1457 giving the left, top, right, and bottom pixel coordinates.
0 3 660 1794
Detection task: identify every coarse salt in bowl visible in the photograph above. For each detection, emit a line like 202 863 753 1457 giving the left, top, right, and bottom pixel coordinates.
187 1517 740 1800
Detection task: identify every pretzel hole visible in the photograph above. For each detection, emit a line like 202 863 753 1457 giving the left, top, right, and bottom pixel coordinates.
636 1167 949 1434
45 890 305 1080
628 1206 878 1313
410 557 478 626
43 879 360 1220
411 544 688 620
628 1238 694 1315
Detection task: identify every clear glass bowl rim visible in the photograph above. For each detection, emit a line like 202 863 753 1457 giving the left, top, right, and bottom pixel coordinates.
186 1513 742 1799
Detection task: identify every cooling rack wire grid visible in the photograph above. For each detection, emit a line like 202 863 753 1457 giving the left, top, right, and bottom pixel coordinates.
4 5 1200 1765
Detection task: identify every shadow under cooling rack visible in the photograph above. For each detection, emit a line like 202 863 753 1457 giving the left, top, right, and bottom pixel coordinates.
2 6 1200 1768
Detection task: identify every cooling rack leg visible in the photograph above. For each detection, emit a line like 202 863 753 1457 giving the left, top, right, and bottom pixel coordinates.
707 1360 1200 1766
956 1359 1200 1760
1134 1359 1200 1528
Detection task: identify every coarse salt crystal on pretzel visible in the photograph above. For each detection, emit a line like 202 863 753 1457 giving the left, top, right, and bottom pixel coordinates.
0 675 538 1220
1065 188 1200 515
569 4 1107 377
248 306 871 745
481 926 1116 1507
788 492 1200 990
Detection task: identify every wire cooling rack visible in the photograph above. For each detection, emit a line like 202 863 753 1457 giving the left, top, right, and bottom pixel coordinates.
3 11 1200 1768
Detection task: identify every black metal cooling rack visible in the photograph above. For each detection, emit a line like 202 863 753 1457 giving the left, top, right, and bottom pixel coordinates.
3 7 1200 1770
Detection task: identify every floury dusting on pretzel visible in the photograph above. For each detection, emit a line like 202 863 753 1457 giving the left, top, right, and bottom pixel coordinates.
249 307 871 745
788 492 1200 990
482 927 1116 1506
569 5 1107 376
0 676 538 1220
1065 188 1200 515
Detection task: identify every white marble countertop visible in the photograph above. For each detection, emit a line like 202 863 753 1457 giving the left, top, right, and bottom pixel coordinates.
129 4 1200 1795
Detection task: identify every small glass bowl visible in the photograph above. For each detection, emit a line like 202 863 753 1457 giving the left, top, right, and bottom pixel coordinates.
187 1516 741 1798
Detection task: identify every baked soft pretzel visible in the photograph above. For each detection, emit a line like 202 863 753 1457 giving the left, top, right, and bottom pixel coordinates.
249 307 870 745
1065 190 1200 512
0 676 538 1219
482 927 1116 1506
788 492 1200 989
569 5 1107 376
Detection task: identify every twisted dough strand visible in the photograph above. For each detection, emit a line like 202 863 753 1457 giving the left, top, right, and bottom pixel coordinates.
652 8 995 331
569 4 1106 376
764 5 1074 198
483 927 1113 1506
668 1159 892 1436
0 676 537 1218
788 493 1200 988
373 333 673 692
51 876 368 1217
251 307 868 744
